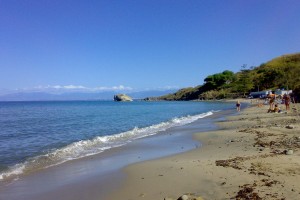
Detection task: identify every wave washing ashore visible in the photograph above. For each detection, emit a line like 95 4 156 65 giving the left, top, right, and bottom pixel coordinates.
0 100 233 182
106 101 300 200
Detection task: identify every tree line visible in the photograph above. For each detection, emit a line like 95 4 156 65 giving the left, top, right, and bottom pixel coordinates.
154 53 300 101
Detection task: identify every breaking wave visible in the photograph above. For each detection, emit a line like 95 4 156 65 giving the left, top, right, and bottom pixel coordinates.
0 111 213 181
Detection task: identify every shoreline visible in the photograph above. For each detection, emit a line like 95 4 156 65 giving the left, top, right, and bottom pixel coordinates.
106 102 300 200
0 104 236 200
0 103 230 183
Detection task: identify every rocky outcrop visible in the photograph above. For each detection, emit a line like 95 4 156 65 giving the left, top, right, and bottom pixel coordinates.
114 94 133 102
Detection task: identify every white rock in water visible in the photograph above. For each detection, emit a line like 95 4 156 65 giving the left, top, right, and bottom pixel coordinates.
113 94 133 101
286 149 294 155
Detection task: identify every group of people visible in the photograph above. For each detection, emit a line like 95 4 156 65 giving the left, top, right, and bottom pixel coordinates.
235 93 292 113
267 92 291 113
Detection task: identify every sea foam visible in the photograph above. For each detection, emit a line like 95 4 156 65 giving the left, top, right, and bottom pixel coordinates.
0 111 213 181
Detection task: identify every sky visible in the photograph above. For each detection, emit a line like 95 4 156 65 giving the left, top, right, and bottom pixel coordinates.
0 0 300 94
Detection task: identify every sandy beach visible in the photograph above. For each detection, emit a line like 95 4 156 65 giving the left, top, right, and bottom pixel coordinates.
106 101 300 200
0 102 229 200
1 100 299 200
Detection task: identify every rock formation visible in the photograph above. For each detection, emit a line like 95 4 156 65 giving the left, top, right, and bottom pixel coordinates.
114 94 133 102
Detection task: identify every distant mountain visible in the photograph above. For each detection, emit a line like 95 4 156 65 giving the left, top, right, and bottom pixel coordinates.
0 89 177 101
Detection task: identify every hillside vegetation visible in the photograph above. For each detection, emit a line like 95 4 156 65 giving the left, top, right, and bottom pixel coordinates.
148 53 300 101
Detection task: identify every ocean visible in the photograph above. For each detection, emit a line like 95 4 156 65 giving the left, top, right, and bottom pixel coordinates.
0 100 233 181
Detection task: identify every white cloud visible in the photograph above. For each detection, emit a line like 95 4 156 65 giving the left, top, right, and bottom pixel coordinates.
34 85 86 90
61 85 87 89
32 84 133 92
0 85 177 96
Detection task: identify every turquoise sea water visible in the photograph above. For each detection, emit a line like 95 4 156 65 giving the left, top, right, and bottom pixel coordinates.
0 100 233 181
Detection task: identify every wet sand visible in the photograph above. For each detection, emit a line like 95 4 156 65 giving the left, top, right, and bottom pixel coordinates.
0 107 233 200
2 100 299 200
106 102 300 200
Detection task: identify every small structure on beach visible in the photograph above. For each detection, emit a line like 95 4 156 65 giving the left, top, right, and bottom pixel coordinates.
250 89 292 99
249 90 272 99
274 89 292 96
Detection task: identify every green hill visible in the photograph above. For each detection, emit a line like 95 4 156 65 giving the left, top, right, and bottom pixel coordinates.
254 53 300 91
148 53 300 101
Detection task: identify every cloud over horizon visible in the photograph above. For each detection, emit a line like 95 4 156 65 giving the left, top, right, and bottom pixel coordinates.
0 84 180 97
31 85 134 93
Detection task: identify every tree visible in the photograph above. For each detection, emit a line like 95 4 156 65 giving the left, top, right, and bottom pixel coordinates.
256 68 283 90
250 66 262 92
203 70 235 90
235 65 254 96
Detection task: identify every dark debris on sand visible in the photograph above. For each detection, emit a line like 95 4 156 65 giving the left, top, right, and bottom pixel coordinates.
217 117 300 199
235 184 262 200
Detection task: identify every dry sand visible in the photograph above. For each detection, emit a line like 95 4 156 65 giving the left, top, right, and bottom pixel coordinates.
105 102 300 200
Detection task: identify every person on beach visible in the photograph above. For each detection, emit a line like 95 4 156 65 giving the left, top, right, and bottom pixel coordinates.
236 100 241 112
268 104 281 113
274 104 281 113
268 92 275 111
283 94 291 111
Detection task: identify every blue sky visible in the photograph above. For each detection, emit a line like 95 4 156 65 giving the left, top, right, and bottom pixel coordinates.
0 0 299 94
